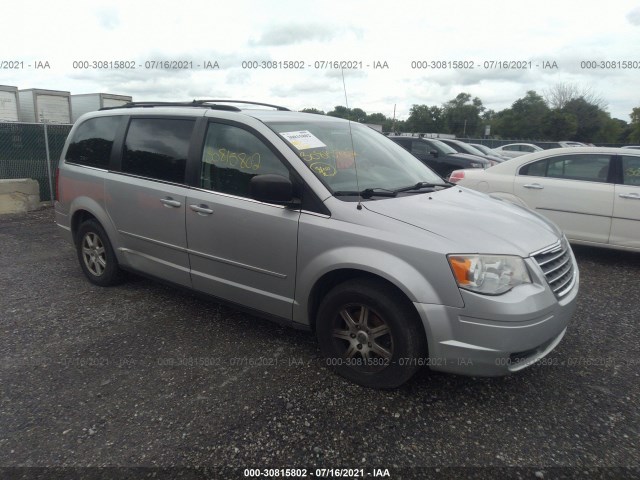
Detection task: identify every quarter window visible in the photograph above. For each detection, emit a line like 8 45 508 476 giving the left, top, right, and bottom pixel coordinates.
65 116 122 168
520 160 547 177
122 118 195 183
621 156 640 186
201 123 290 198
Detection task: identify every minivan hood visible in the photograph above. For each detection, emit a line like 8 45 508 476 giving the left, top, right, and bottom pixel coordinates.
363 187 560 256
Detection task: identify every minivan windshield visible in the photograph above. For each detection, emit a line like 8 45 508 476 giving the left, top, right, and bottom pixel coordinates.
265 120 446 196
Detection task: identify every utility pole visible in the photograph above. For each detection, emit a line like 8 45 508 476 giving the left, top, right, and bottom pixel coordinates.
392 104 396 133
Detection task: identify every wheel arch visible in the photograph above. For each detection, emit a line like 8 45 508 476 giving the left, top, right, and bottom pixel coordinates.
69 198 118 246
71 209 99 241
306 268 427 346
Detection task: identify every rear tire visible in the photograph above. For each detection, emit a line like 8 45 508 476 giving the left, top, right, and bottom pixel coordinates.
316 278 426 388
76 219 123 287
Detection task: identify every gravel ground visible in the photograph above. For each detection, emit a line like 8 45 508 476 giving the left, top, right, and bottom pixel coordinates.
0 208 639 479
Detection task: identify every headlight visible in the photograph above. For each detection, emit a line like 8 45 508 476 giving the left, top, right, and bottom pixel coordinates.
447 254 531 295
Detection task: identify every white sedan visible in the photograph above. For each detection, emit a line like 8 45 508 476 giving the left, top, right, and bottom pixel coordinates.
450 147 640 252
492 143 543 158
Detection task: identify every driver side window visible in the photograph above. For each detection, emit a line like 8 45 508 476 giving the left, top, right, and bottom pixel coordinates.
201 123 290 198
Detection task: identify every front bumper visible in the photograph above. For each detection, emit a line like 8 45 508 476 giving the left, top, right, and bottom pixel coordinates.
414 255 579 376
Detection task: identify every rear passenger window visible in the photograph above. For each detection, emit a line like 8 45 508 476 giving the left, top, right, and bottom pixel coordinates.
201 123 290 198
546 154 611 182
622 156 640 186
122 118 194 183
66 116 122 168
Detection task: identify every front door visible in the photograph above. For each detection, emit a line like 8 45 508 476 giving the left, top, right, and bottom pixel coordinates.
610 154 640 249
186 121 300 319
514 153 615 243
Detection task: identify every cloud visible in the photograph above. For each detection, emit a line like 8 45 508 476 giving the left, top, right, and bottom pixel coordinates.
270 80 341 97
626 6 640 25
95 7 120 30
250 23 358 46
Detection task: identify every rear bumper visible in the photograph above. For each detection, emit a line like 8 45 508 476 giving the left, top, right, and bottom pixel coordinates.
414 261 579 376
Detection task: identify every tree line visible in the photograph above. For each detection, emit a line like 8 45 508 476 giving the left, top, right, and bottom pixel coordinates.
301 83 640 144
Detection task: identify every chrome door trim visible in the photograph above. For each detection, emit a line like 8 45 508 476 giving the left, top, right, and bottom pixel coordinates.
187 248 287 279
119 230 187 252
118 248 191 273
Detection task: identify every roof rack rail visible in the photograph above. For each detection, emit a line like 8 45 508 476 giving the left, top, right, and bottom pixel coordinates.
100 100 290 112
193 100 291 111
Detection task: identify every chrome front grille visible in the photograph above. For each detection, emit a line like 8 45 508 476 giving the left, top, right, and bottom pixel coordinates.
531 239 576 299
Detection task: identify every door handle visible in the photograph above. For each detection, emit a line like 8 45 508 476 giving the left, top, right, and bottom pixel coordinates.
523 183 544 190
160 197 182 208
619 193 640 200
189 204 214 215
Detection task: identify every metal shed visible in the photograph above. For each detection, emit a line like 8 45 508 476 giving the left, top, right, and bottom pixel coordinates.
18 89 72 124
0 86 21 122
71 93 132 122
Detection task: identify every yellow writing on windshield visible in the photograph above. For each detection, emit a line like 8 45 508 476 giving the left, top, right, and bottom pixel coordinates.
300 150 330 162
300 149 357 162
310 162 337 177
205 147 261 170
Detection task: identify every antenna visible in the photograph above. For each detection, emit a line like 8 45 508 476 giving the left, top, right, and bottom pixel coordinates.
340 68 362 210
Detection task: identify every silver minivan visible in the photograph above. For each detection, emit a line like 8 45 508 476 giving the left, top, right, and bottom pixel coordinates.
55 100 579 388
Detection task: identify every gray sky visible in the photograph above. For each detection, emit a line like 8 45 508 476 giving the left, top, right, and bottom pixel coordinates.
3 0 640 121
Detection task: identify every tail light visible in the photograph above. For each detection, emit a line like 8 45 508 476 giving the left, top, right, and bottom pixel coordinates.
449 170 465 183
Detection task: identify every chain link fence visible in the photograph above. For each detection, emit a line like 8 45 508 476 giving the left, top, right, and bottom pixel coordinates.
0 122 72 202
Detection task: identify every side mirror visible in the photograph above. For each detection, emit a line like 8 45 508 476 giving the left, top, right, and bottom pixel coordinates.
250 174 298 206
430 150 439 158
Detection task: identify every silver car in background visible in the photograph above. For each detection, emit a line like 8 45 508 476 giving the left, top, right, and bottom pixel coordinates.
55 100 579 388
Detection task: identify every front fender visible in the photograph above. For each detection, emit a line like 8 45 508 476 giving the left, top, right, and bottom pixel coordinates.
293 246 459 325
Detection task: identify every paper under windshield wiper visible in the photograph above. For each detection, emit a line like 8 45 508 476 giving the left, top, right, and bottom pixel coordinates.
394 181 451 193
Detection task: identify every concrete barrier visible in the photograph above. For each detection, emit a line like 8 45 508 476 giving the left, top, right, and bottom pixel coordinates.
0 179 41 214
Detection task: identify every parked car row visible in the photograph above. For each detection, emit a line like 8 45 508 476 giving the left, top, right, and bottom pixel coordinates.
438 138 506 164
388 136 491 179
470 143 510 160
388 133 639 252
450 147 640 252
491 143 544 158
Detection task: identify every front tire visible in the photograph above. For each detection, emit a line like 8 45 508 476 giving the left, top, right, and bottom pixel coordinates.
316 279 426 388
76 219 123 286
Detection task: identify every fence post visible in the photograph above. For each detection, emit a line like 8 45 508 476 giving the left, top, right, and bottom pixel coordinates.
42 121 55 206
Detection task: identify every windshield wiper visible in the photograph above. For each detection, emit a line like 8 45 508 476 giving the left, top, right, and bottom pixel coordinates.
334 188 397 199
360 187 397 199
334 182 451 199
394 181 451 193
